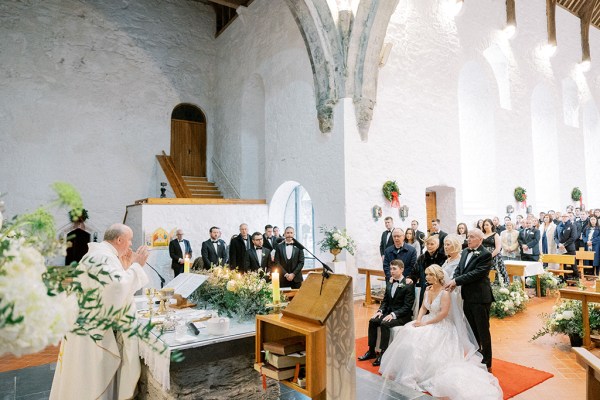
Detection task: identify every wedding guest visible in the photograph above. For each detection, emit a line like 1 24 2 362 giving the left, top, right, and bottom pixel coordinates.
518 218 541 262
408 235 446 308
404 228 421 255
358 260 415 366
456 223 468 249
243 232 271 274
274 226 304 288
272 226 284 243
262 224 277 252
201 226 227 268
168 229 192 277
475 219 484 231
379 216 395 260
493 217 505 234
229 223 250 270
539 214 557 258
411 220 426 249
515 215 524 230
442 234 462 279
583 216 600 276
430 219 448 256
382 228 417 281
482 219 508 284
500 220 520 260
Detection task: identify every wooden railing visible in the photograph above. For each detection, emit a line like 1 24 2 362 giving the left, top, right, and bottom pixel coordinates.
156 151 191 198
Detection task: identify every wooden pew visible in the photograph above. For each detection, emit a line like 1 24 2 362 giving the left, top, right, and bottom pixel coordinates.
540 254 575 276
357 267 385 306
576 248 596 279
573 347 600 400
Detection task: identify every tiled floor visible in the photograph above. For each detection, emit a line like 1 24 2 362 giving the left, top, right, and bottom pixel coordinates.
0 288 591 399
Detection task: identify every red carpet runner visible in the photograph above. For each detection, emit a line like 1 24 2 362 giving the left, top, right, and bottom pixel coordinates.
355 336 553 399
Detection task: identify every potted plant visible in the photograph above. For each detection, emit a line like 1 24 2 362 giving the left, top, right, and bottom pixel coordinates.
317 226 356 262
490 281 528 318
532 299 600 346
526 272 565 297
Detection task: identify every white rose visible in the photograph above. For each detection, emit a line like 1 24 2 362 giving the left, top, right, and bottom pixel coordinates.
499 287 510 294
226 280 236 292
332 233 341 241
338 238 348 247
562 310 574 320
555 314 563 321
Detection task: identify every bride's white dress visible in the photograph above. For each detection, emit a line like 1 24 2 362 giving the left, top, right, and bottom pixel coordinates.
379 290 502 399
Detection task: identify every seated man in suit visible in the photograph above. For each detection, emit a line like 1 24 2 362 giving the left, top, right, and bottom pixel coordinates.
273 226 304 289
201 226 227 268
358 260 415 366
168 229 192 277
244 232 272 274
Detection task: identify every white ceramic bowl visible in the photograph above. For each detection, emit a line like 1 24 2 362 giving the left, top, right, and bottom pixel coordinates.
205 317 230 335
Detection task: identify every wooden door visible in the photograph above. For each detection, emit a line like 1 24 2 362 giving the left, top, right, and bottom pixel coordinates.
425 192 437 233
170 119 206 176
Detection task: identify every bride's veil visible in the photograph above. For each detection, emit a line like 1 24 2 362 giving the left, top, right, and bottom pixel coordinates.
442 270 482 360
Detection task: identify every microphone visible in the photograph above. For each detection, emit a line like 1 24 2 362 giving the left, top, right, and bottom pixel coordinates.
145 262 166 288
292 238 305 250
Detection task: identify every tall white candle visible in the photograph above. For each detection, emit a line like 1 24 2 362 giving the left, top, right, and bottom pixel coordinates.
272 270 280 304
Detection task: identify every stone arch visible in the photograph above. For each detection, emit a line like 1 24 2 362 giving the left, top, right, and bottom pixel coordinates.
483 43 512 110
531 83 559 211
562 77 580 128
240 74 266 198
458 60 497 216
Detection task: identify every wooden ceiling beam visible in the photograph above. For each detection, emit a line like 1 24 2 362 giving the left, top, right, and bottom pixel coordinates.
547 0 557 47
579 0 597 64
506 0 516 29
206 0 247 9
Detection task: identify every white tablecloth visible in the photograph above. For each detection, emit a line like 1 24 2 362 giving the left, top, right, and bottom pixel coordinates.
504 260 545 276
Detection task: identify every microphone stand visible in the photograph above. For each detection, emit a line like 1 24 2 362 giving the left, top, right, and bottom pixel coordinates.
145 262 166 288
293 239 334 295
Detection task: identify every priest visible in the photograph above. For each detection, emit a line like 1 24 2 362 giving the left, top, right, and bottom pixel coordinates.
50 223 149 400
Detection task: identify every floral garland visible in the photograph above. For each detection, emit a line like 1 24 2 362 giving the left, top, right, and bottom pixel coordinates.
514 186 527 208
532 299 600 341
490 281 528 318
382 181 401 208
571 187 583 207
69 208 89 223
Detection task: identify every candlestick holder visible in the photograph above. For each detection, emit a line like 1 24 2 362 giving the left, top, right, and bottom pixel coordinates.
143 288 156 318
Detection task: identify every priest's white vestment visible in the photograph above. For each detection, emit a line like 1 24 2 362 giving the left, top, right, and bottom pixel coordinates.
50 241 149 400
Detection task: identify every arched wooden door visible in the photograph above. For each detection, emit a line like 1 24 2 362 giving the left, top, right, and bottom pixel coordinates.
171 104 206 176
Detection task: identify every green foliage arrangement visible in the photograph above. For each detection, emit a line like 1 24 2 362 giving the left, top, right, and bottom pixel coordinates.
69 208 89 222
526 272 565 296
513 186 527 203
490 281 528 318
532 299 600 341
382 181 400 202
317 225 356 255
571 187 582 202
189 266 280 321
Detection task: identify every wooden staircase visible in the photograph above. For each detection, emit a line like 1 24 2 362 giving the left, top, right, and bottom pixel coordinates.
182 176 223 199
156 152 223 198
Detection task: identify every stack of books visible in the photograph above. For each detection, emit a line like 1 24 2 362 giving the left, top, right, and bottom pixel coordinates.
261 336 306 380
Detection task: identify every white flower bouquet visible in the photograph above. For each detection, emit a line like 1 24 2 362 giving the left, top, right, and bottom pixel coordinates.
490 281 528 318
317 225 356 255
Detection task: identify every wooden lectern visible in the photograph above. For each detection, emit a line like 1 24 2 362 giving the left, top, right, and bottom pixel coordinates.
255 273 352 399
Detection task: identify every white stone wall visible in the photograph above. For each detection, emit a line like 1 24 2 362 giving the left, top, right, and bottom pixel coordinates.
344 0 600 268
0 0 216 230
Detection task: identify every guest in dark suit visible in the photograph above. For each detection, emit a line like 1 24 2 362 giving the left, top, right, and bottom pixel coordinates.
493 216 505 234
557 213 580 280
445 228 494 369
583 216 600 276
244 232 272 274
201 226 227 269
517 218 540 261
430 219 447 256
379 217 395 259
273 226 304 288
411 220 426 250
408 235 446 308
382 228 417 281
272 226 284 244
229 223 250 270
168 229 192 277
358 260 415 366
262 224 277 253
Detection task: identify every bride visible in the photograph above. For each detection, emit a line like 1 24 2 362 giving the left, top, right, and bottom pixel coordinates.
379 264 502 399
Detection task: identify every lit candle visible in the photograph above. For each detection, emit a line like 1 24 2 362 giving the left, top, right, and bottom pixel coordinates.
272 270 280 304
184 255 190 274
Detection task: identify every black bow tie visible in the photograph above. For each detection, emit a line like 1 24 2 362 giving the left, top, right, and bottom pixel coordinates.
392 279 401 284
212 241 218 244
467 248 476 253
179 240 183 243
286 243 294 246
255 247 262 250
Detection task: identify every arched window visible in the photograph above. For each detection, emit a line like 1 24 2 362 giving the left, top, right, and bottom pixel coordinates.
283 185 315 267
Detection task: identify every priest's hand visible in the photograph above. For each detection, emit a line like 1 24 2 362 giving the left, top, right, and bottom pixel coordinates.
130 245 149 268
120 248 133 269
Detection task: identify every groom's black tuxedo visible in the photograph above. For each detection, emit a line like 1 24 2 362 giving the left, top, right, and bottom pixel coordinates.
453 245 494 368
366 278 415 353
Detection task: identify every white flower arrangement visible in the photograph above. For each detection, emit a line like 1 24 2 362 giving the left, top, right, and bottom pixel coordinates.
490 281 528 318
318 225 356 255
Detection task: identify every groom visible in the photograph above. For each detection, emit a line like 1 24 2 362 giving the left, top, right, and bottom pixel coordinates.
445 228 494 370
358 260 415 366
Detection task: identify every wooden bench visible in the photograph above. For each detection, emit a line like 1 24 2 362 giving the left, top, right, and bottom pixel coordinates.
576 248 596 279
358 267 385 306
573 347 600 400
540 254 575 276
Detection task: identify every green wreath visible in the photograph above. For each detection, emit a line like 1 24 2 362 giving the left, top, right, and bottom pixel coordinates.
571 187 582 202
514 187 527 202
382 181 400 202
69 208 89 223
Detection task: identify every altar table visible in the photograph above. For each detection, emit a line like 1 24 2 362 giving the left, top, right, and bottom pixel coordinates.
357 267 385 306
559 288 600 349
504 260 545 297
